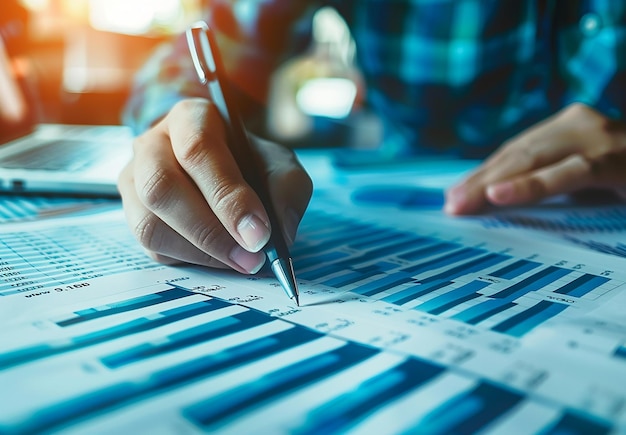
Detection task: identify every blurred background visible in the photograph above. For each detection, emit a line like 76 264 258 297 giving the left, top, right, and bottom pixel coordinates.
1 0 379 147
2 0 204 126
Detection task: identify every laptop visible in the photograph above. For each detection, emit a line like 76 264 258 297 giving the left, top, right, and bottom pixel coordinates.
0 36 133 197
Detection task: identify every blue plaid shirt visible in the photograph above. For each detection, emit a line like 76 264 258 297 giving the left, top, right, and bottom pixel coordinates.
123 0 626 159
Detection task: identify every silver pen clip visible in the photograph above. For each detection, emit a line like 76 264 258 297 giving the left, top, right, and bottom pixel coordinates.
186 21 231 124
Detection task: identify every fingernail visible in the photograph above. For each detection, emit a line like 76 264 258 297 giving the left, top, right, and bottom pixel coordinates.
444 185 467 214
237 214 270 252
284 208 299 246
229 245 266 274
487 182 514 204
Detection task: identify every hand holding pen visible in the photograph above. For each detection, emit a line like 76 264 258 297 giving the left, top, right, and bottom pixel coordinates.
186 21 304 304
117 24 312 301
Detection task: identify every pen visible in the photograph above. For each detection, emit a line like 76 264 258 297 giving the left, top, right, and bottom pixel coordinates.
186 21 300 306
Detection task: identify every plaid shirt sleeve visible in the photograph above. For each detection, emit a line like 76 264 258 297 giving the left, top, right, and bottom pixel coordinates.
558 2 626 120
122 1 314 135
125 0 626 159
328 0 626 158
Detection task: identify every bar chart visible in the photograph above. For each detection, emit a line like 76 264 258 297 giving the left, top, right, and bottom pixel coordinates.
0 193 625 433
293 209 620 338
0 280 615 435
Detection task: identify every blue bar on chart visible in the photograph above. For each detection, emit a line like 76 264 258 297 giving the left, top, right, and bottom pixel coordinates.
540 411 612 435
0 299 230 370
491 266 571 300
553 273 609 298
183 343 379 430
414 280 491 315
294 251 350 271
352 272 415 297
491 300 568 337
101 309 273 369
358 237 431 260
489 259 542 280
297 357 445 435
401 247 486 275
614 345 626 361
56 287 194 327
322 267 383 288
452 299 517 325
407 381 524 433
292 224 377 257
381 280 453 305
10 326 323 435
322 262 400 288
346 230 407 251
418 253 510 284
398 241 461 262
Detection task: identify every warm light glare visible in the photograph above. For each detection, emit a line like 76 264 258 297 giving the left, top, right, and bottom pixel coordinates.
296 77 357 119
19 0 49 11
88 0 182 35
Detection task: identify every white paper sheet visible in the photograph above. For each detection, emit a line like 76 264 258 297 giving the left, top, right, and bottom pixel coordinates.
0 169 625 434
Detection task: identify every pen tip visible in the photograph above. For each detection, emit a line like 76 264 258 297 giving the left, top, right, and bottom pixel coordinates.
271 257 300 306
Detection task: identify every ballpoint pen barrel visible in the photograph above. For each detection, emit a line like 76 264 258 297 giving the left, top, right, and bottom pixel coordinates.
186 22 300 304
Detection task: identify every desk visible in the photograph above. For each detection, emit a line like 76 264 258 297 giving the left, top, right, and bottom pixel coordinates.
0 155 625 434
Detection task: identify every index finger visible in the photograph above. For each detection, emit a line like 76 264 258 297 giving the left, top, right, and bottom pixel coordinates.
168 99 272 254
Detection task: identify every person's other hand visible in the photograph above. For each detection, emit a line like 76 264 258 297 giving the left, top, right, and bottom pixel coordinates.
445 103 626 215
117 98 313 274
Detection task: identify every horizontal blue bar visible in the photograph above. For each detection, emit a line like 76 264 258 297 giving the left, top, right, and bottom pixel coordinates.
0 299 229 370
58 288 193 327
101 310 272 368
452 299 517 325
10 327 323 434
383 280 453 305
398 241 460 262
322 268 383 288
353 272 415 297
300 357 444 434
401 248 486 275
183 343 378 429
419 253 510 284
614 345 626 360
347 230 405 250
294 251 351 271
292 224 377 257
492 300 568 337
300 251 399 282
300 264 345 281
410 382 523 434
489 259 542 280
541 411 612 435
491 266 571 300
415 281 490 315
360 237 432 261
554 274 609 298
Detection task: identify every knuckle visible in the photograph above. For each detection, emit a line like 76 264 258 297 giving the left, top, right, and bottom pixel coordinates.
178 130 209 167
525 176 548 199
171 98 207 116
189 220 228 253
133 212 165 253
138 166 177 212
520 144 540 167
210 178 247 215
